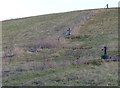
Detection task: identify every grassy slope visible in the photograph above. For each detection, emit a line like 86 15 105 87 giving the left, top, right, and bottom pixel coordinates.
2 8 118 86
2 9 96 47
70 8 118 56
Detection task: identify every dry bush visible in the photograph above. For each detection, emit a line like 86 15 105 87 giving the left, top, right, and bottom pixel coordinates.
70 34 90 40
40 37 59 48
13 47 25 55
26 37 62 49
3 45 25 56
71 35 81 40
2 45 15 56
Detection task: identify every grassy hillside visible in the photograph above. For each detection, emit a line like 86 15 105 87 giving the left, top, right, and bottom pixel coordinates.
2 10 93 45
2 8 119 86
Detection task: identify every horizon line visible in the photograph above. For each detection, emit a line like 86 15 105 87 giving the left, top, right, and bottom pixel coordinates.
1 6 118 22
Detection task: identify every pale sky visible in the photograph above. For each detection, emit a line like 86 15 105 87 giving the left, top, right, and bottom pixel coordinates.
0 0 119 21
